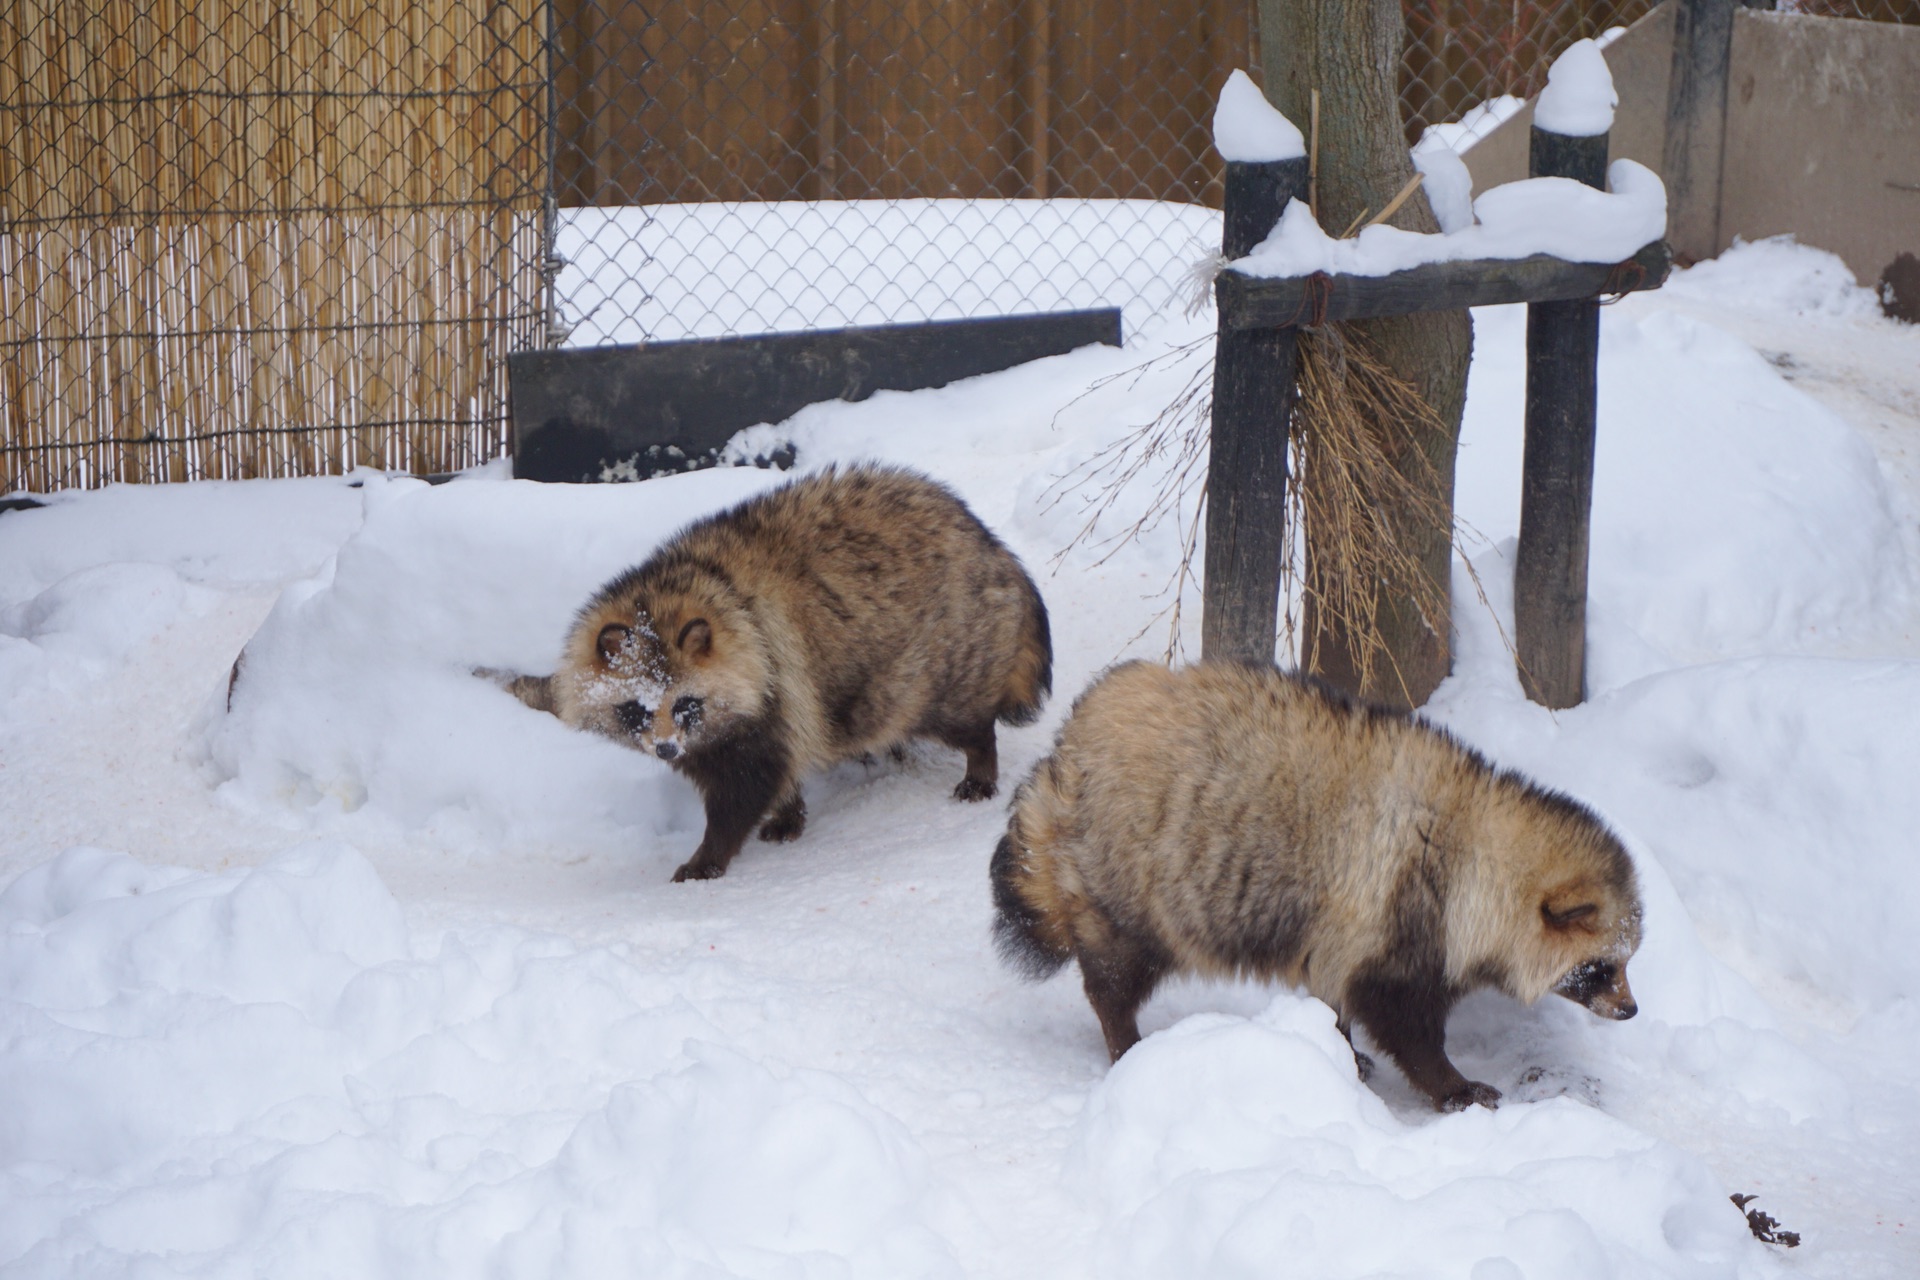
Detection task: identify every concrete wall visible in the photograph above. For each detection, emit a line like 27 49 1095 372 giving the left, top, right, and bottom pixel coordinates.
1721 11 1920 288
1458 3 1919 289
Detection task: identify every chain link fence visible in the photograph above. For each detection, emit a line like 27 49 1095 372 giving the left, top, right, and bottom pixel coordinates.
546 0 1257 345
3 0 1912 489
544 0 1689 347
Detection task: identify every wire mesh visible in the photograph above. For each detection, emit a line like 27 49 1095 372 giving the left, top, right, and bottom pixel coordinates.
0 0 548 493
541 0 1672 346
547 0 1257 345
1401 0 1663 149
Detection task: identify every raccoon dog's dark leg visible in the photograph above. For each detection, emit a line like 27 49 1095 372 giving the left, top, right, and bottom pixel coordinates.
1348 852 1501 1110
757 787 807 843
1344 973 1499 1111
1076 924 1170 1063
671 737 792 882
931 717 999 801
1335 1016 1377 1083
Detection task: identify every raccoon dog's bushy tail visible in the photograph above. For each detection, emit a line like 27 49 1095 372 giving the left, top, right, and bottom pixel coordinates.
991 832 1068 980
990 758 1078 980
996 576 1054 729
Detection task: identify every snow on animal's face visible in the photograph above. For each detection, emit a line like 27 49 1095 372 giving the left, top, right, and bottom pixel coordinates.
1540 893 1642 1021
588 612 748 762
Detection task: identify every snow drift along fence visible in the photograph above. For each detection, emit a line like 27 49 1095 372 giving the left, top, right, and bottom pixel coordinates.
0 0 548 492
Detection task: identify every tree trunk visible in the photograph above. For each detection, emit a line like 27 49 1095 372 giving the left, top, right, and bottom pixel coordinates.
1255 0 1471 709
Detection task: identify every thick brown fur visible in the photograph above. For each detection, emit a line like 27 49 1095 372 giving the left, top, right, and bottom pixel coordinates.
991 660 1641 1112
500 465 1051 881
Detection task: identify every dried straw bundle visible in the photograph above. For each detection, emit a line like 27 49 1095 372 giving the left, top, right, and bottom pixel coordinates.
1041 321 1462 687
1285 321 1452 705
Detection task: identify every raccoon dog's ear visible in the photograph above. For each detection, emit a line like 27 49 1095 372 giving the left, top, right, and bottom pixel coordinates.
596 624 633 665
677 618 712 658
1542 900 1598 930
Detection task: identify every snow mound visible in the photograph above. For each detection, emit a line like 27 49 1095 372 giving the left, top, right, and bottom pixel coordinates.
206 469 786 861
1555 660 1920 1012
0 562 222 714
1072 999 1781 1279
1663 236 1886 321
1454 301 1909 675
0 474 367 602
0 843 960 1277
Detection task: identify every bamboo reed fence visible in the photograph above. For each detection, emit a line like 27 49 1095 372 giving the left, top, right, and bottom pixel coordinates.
1 0 547 492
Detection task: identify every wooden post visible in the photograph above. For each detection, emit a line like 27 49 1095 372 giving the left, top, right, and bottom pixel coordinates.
1663 0 1736 263
817 0 840 200
1514 126 1609 709
1023 0 1051 198
1202 156 1310 663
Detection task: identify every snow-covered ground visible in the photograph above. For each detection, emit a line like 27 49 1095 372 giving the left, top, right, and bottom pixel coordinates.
4 234 1919 1277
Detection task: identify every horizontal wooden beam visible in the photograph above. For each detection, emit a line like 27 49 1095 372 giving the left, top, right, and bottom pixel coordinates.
1217 239 1672 331
508 308 1122 483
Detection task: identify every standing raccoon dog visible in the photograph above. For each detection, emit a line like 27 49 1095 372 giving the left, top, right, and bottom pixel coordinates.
499 466 1052 882
991 660 1642 1112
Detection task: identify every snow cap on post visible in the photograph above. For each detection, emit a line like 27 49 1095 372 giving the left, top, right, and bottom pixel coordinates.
1212 69 1306 163
1533 38 1617 137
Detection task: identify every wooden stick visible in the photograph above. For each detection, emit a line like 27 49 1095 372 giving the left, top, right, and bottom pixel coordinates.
1515 124 1612 710
1203 155 1312 664
1217 239 1672 331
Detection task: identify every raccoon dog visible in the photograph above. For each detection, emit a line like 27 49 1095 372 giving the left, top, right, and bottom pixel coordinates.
500 465 1052 882
990 660 1641 1112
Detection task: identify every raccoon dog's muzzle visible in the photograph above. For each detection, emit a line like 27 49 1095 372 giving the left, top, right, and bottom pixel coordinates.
1554 958 1637 1020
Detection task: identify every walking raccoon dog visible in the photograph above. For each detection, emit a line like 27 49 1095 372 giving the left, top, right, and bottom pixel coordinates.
494 465 1052 882
990 660 1642 1112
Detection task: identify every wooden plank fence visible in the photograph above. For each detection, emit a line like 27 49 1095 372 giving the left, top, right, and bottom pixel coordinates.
552 0 1682 210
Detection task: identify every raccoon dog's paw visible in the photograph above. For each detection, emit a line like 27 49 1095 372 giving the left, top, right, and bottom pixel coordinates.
1439 1080 1502 1112
758 795 807 843
952 777 997 802
671 858 729 883
1351 1049 1377 1082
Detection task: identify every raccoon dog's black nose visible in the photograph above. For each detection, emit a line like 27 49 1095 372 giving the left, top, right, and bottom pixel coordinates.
1613 999 1637 1021
654 741 680 761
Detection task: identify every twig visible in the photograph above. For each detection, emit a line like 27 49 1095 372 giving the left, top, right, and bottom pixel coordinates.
1364 172 1427 229
1338 172 1425 239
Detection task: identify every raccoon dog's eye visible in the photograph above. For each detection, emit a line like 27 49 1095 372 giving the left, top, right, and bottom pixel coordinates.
614 700 652 735
672 695 704 730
